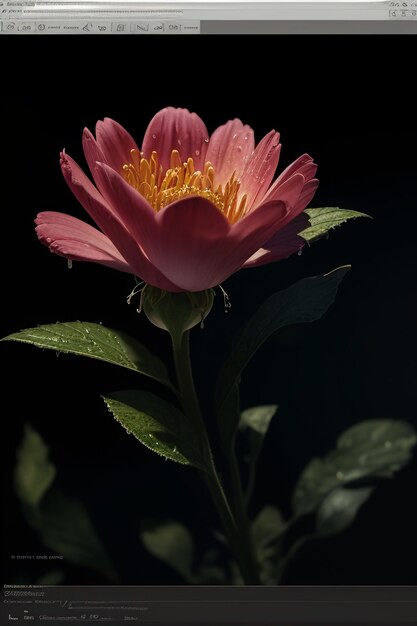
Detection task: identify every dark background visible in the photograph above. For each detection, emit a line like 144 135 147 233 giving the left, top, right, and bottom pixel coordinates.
1 35 416 585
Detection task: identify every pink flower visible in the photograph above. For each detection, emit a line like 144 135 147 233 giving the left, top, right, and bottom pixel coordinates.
36 108 318 292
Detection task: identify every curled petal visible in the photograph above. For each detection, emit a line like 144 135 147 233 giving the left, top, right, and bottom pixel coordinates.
95 117 139 174
35 211 133 273
243 212 309 268
93 162 157 254
239 130 281 211
142 107 209 171
265 153 316 203
60 154 180 290
60 151 141 266
293 179 320 213
82 127 107 191
206 119 254 187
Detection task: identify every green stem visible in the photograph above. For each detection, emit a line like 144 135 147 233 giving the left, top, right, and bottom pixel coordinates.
171 331 260 585
228 445 259 576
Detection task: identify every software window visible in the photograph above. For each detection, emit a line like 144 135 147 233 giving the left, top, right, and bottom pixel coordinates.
1 1 416 624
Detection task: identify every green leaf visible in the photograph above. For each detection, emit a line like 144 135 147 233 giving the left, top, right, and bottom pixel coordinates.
141 519 195 583
36 570 66 585
300 207 370 243
252 505 285 553
293 419 417 516
14 424 56 508
39 488 117 581
216 266 350 450
14 426 118 582
239 405 278 462
195 548 227 585
102 390 206 469
252 505 285 584
3 321 175 392
316 486 374 536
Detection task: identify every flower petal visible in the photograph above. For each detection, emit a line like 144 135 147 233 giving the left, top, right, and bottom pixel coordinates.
148 196 232 291
263 153 317 203
93 162 157 254
61 153 180 290
95 118 139 174
266 172 305 209
206 119 254 187
61 151 142 265
142 107 209 171
82 127 107 189
243 212 309 268
35 211 133 273
293 179 320 213
145 196 288 291
239 130 281 211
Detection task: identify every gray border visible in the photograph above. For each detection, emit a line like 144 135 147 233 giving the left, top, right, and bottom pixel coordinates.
202 20 417 33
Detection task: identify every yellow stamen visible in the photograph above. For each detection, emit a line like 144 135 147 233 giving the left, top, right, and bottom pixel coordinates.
122 149 247 223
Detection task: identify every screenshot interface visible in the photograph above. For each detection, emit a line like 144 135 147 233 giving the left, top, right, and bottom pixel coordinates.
1 2 416 624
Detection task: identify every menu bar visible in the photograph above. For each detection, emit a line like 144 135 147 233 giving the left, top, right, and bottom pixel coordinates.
1 19 200 32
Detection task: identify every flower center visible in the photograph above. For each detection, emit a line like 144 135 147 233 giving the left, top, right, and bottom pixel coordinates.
122 149 247 223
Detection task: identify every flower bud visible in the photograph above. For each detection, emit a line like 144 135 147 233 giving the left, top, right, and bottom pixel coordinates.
141 286 215 337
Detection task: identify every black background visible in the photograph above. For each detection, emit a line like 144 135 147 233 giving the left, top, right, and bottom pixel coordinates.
1 35 417 585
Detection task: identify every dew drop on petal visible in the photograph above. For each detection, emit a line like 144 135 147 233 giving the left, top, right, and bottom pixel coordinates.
152 133 157 139
204 138 209 143
233 133 237 139
46 237 52 244
195 149 200 156
244 135 249 141
67 259 73 270
237 146 242 152
177 139 182 147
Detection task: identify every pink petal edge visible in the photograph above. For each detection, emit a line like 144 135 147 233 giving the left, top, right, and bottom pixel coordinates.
206 119 255 187
142 107 209 172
